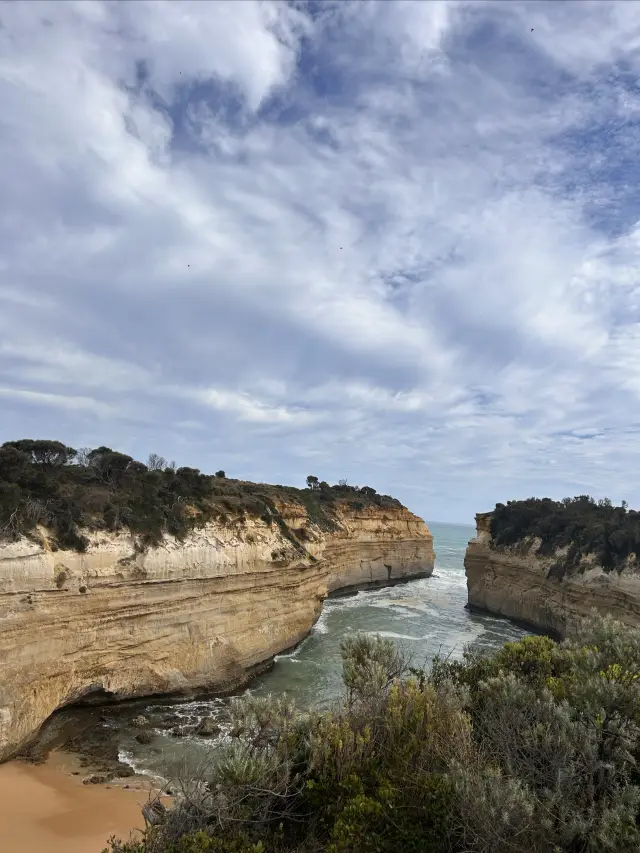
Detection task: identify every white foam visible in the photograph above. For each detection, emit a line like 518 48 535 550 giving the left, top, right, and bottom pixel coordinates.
312 608 331 634
368 630 425 642
274 635 310 661
118 748 166 786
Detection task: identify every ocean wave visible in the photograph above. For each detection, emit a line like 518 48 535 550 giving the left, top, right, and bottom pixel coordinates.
366 630 428 642
274 632 313 661
118 748 166 786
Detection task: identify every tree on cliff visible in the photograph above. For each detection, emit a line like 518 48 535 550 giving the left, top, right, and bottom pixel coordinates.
2 439 76 466
87 447 136 484
306 475 319 490
147 453 167 471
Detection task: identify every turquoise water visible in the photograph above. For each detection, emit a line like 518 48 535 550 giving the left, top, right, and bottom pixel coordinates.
112 521 527 779
248 521 526 706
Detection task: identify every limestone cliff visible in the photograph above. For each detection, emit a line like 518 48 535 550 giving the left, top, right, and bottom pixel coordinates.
465 512 640 638
0 502 433 762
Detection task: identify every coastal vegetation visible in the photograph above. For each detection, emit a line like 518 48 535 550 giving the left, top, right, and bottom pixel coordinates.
0 438 401 552
489 495 639 577
106 614 640 853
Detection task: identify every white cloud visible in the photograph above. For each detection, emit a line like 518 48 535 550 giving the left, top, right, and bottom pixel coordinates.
3 0 640 522
0 387 114 417
187 387 317 426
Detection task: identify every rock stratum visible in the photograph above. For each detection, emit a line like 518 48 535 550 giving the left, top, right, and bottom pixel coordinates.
465 512 640 638
0 501 433 762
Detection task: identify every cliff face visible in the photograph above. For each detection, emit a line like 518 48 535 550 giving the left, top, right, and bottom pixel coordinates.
465 512 640 638
0 503 433 762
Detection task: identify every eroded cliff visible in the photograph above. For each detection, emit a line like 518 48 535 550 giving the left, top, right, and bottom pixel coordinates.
465 512 640 637
0 501 433 762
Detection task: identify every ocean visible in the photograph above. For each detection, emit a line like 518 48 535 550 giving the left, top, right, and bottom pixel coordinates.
107 521 527 781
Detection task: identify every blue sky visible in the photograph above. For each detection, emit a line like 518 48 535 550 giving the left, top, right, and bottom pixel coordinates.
2 1 640 525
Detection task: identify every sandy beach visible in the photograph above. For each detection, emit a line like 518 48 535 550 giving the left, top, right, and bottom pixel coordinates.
0 757 149 853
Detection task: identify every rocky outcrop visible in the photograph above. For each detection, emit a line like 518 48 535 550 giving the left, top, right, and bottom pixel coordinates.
0 502 433 761
465 512 640 638
324 504 433 594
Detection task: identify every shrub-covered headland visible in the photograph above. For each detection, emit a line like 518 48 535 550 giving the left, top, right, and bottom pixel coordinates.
0 438 401 552
489 495 640 577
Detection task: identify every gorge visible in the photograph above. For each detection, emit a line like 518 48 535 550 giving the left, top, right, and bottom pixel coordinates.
0 491 434 763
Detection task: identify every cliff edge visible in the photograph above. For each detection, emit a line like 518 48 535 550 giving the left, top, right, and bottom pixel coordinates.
465 507 640 638
0 442 434 762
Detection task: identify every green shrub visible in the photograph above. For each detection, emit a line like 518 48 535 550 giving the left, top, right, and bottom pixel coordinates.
106 617 640 853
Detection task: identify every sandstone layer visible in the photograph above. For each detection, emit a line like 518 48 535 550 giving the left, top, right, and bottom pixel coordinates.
465 512 640 638
0 503 433 762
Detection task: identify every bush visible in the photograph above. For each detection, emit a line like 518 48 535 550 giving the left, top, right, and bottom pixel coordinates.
105 615 640 853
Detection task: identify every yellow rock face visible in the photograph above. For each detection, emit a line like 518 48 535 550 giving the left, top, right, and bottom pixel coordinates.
0 503 433 761
465 512 640 638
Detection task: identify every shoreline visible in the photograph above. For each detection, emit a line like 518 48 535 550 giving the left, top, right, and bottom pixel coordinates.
464 601 561 641
0 570 438 851
0 753 154 853
17 568 438 775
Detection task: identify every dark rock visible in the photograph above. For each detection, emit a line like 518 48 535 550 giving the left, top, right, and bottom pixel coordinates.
132 715 149 728
169 726 184 737
83 774 107 785
196 717 221 737
135 730 154 745
115 764 135 778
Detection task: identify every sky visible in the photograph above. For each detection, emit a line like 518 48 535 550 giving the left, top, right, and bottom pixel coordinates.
2 1 640 525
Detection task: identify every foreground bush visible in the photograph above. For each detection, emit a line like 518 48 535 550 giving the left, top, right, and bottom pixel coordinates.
106 614 640 853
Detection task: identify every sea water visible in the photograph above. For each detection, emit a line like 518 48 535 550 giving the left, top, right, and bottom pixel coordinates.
102 522 527 780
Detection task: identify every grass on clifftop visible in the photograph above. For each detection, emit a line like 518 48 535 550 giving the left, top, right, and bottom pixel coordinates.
489 495 640 577
0 439 403 552
106 614 640 853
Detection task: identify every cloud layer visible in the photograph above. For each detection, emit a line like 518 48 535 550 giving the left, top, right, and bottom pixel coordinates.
2 0 640 523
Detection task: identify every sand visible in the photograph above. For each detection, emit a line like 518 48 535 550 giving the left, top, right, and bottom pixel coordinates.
0 757 150 853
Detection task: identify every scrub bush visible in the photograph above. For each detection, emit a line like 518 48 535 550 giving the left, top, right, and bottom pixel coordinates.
106 615 640 853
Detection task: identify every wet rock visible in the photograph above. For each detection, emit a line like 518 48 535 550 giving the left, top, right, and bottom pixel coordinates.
115 764 135 778
132 715 149 728
135 730 154 745
83 774 107 785
169 726 185 738
196 717 221 737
